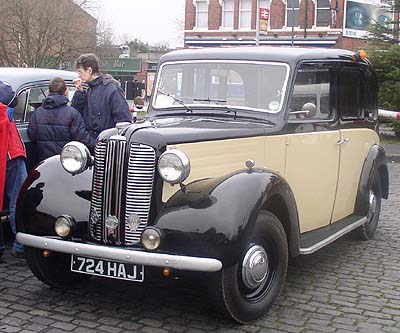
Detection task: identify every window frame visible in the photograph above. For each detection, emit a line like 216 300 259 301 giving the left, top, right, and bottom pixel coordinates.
239 0 252 29
315 0 332 27
221 0 234 28
195 0 209 29
285 0 300 28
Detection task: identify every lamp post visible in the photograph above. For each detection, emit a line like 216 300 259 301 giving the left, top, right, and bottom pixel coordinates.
291 0 295 47
256 0 260 46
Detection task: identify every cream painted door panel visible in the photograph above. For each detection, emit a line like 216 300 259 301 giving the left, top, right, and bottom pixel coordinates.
285 131 340 233
331 128 379 222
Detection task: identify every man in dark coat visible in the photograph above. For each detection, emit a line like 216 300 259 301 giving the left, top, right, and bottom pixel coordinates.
27 77 95 161
71 53 131 139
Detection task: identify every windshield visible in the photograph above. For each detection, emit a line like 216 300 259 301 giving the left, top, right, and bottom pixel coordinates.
153 60 290 113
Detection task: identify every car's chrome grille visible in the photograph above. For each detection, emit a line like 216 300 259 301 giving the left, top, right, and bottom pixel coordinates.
125 143 156 244
89 139 156 245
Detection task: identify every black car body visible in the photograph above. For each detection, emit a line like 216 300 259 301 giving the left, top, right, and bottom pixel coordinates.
16 47 388 323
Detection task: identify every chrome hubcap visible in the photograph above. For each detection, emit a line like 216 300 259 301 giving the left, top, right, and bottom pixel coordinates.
242 245 269 289
368 190 377 220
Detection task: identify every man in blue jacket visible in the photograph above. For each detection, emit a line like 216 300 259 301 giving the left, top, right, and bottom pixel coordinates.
71 53 131 139
27 77 95 161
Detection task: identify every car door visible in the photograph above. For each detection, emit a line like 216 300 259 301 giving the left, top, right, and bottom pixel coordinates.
285 63 340 233
331 65 380 222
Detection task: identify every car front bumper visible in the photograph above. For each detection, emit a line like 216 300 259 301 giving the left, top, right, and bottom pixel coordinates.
16 232 222 272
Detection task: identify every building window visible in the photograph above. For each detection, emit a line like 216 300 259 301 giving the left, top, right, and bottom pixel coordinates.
222 0 234 28
239 0 252 29
259 0 269 9
316 0 331 26
196 0 209 29
286 0 299 27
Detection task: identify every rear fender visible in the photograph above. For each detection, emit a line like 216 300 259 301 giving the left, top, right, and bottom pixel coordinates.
355 144 388 216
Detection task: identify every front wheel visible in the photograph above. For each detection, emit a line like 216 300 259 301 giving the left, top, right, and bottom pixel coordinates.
208 211 288 323
26 247 91 288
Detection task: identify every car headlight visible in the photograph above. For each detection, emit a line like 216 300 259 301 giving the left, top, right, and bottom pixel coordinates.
55 215 76 238
141 227 162 250
157 149 190 184
60 141 92 175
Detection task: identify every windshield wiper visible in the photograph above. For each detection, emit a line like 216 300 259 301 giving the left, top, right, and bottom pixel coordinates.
157 90 193 113
193 97 227 104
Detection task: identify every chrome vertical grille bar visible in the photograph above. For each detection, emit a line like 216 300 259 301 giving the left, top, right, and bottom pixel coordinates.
89 142 107 241
112 136 127 245
124 143 156 245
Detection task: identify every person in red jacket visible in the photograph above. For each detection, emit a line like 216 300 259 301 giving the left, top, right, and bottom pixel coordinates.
0 102 10 259
0 81 27 259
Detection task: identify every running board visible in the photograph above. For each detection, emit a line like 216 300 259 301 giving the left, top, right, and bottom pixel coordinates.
299 215 367 255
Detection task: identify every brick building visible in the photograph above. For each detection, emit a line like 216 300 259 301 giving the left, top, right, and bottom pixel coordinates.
184 0 396 50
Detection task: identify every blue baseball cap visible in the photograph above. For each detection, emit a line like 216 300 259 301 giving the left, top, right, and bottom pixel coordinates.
0 80 18 107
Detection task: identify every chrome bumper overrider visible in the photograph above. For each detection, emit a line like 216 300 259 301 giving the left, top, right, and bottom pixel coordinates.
16 233 222 272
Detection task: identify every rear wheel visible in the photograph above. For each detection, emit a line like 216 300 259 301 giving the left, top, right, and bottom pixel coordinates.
26 247 91 288
208 211 288 323
354 172 382 240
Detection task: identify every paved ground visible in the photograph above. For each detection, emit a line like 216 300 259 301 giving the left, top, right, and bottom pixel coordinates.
0 162 399 332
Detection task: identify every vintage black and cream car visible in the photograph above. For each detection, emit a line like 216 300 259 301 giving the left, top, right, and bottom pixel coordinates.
16 47 388 323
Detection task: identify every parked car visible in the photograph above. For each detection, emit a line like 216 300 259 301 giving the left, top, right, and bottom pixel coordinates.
0 67 78 170
16 47 388 324
0 67 77 225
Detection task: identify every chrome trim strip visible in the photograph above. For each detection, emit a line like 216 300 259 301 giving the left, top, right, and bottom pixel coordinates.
299 217 367 255
17 233 222 273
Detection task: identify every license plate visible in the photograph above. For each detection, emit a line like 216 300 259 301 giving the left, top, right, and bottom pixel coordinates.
71 255 144 282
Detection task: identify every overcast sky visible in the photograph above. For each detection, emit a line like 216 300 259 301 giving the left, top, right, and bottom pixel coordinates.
97 0 185 48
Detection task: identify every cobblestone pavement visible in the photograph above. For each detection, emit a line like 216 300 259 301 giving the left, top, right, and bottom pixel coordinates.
0 163 399 333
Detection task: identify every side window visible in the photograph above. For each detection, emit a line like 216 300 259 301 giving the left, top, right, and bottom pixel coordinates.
26 86 48 122
363 70 378 120
289 64 333 120
13 90 28 123
337 66 363 120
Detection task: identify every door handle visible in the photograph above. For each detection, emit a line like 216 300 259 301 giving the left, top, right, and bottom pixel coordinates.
337 138 350 145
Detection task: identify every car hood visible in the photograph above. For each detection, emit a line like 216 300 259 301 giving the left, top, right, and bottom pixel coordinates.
100 115 285 147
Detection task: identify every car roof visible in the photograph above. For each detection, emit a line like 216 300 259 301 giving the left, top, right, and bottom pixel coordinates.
0 67 77 92
159 46 355 66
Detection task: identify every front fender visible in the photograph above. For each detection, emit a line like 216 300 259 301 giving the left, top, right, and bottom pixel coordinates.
355 144 388 216
16 155 93 236
154 169 299 266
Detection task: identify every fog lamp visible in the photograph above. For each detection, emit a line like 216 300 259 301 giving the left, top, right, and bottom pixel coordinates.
141 227 162 250
55 215 75 238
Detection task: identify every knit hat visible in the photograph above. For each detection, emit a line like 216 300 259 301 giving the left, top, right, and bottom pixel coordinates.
0 81 18 107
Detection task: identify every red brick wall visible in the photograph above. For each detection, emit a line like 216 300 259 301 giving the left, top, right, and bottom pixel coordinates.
209 0 222 29
185 0 196 30
270 0 285 29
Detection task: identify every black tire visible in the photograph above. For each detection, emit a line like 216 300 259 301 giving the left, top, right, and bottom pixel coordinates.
208 211 288 323
25 247 91 288
354 172 382 240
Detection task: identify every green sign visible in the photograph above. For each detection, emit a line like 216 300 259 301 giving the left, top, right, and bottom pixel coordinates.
102 58 141 73
65 57 141 73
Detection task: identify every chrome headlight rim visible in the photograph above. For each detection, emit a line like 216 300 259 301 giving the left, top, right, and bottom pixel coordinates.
141 227 163 251
60 141 91 175
54 215 76 239
157 149 190 185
